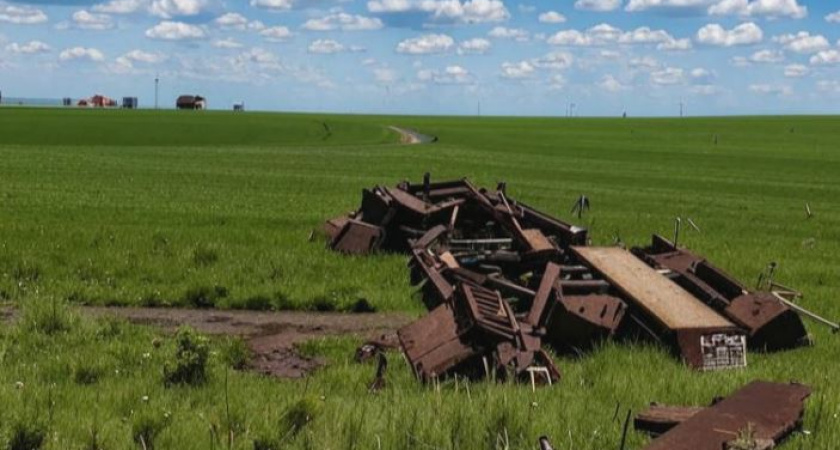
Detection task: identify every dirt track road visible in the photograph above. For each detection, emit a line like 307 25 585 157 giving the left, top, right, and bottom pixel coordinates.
389 126 436 144
2 306 412 378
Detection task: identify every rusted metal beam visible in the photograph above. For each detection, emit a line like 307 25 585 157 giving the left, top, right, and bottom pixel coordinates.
642 381 811 450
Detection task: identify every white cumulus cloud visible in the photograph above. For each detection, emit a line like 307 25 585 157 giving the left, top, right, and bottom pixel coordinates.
488 26 529 42
651 67 685 85
396 34 454 54
749 49 784 63
810 50 840 66
749 83 792 96
599 74 628 92
149 0 207 18
367 0 509 24
59 47 105 62
575 0 621 12
500 60 535 79
709 0 806 19
307 39 364 54
5 40 50 54
773 32 829 54
827 11 840 23
260 26 293 41
302 13 383 31
92 0 145 14
72 10 114 30
250 0 293 11
696 22 762 47
213 38 243 49
145 21 206 40
784 64 808 78
538 11 566 23
547 24 690 51
418 65 472 84
0 4 47 24
457 38 491 54
626 0 713 12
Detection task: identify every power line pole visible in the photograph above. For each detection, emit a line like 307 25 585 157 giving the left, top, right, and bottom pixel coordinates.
154 73 159 110
679 98 684 118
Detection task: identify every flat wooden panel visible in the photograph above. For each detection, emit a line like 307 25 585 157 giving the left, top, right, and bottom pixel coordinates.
572 247 732 330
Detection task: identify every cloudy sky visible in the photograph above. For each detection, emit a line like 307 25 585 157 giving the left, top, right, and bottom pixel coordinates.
1 0 839 116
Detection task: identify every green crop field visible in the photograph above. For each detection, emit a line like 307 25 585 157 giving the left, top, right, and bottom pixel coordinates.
1 108 839 449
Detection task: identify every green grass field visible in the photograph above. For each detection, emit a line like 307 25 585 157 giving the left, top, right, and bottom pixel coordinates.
1 108 839 449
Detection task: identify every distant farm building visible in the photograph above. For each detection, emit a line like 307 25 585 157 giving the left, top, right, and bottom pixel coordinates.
176 95 206 110
78 95 117 108
122 97 138 109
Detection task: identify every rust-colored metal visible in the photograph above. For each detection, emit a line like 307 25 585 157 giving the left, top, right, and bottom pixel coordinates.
397 302 479 382
409 249 454 306
323 216 350 241
572 246 746 370
330 219 383 254
634 235 809 351
634 404 705 436
525 262 561 327
545 294 626 351
643 381 811 450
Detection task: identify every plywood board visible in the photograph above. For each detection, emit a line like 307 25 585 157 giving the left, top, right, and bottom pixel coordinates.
571 247 733 330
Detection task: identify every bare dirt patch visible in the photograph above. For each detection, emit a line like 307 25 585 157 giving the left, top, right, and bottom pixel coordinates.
1 306 412 379
389 126 436 144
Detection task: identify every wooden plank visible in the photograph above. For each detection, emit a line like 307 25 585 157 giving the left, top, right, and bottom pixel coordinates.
571 247 732 330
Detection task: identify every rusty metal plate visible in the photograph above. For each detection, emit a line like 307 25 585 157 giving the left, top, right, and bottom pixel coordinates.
545 294 626 351
634 405 705 436
643 381 811 450
330 219 383 254
397 303 478 381
726 293 809 351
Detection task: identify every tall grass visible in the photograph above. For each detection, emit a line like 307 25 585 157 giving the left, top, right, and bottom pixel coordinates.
1 110 839 448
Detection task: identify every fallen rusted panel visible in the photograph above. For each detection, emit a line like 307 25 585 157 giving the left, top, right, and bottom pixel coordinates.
330 219 383 254
726 292 808 351
545 294 626 352
397 302 480 382
643 381 811 450
323 216 350 241
572 246 746 370
634 404 705 436
634 235 808 351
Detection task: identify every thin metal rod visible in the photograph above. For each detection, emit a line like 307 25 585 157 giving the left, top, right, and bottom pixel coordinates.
772 292 840 333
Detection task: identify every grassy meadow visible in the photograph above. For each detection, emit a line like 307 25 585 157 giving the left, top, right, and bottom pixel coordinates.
1 108 839 449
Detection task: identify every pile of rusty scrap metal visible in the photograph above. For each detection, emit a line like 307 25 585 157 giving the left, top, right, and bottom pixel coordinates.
324 176 818 383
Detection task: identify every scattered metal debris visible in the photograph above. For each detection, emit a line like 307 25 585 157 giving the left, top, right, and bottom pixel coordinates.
327 176 820 383
640 381 811 450
633 236 810 351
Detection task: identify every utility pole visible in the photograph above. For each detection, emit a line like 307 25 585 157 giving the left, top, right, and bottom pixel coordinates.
154 73 159 110
477 99 481 116
679 98 684 118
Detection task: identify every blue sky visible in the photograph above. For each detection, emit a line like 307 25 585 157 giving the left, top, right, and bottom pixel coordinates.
1 0 839 116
